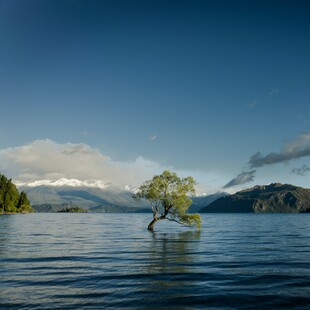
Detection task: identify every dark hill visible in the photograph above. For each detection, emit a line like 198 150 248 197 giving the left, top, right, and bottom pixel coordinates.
201 183 310 213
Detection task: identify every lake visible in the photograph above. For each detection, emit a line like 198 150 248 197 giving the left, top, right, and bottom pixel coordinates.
0 213 309 309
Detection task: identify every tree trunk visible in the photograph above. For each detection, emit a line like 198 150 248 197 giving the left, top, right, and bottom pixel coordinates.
147 217 157 231
148 213 167 231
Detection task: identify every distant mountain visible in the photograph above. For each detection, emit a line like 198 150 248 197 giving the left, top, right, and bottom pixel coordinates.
189 192 227 212
18 180 150 213
201 183 310 213
18 178 225 213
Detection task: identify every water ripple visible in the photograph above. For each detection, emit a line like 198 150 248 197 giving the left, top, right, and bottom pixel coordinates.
0 213 309 309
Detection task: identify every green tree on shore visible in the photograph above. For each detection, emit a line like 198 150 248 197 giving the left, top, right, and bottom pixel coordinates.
0 174 33 213
133 170 201 231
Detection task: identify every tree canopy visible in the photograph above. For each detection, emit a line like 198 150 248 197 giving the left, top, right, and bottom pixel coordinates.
133 170 201 231
0 173 33 213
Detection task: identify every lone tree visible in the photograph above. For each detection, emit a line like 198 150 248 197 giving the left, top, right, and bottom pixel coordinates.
133 170 201 231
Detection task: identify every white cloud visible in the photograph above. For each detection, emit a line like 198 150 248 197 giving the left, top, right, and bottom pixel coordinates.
269 88 279 96
223 170 256 188
0 139 230 194
0 139 166 187
150 134 157 141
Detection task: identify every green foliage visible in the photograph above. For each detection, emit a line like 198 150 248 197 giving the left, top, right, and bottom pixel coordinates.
134 170 201 230
0 174 33 213
180 213 201 229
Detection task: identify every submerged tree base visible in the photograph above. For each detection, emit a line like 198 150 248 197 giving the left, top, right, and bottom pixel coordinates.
147 214 166 231
147 218 157 231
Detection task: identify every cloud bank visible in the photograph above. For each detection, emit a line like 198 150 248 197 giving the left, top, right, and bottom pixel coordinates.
224 131 310 189
0 139 167 187
249 132 310 168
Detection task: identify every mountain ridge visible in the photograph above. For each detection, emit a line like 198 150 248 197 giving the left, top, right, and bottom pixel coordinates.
19 179 310 214
201 183 310 213
18 178 226 213
19 184 149 213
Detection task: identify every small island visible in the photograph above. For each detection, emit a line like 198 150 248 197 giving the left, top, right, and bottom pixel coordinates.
0 173 33 214
58 206 88 213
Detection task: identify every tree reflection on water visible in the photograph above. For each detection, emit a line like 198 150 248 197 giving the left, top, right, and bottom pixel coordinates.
149 231 200 274
145 230 201 294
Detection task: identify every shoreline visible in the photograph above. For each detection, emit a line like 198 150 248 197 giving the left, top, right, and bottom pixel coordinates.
0 211 33 215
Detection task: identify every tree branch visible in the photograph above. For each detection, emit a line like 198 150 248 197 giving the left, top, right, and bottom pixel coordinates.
165 217 192 227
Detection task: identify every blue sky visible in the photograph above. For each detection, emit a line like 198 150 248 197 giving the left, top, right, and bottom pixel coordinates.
0 0 309 193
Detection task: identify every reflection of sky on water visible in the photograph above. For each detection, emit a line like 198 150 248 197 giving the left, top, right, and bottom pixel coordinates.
0 214 309 309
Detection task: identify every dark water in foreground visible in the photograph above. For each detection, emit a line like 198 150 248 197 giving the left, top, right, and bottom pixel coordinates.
0 214 309 309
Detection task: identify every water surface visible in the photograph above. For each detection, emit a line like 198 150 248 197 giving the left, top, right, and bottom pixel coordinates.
0 213 309 309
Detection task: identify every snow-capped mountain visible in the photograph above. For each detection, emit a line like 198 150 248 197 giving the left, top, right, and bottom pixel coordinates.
16 178 110 189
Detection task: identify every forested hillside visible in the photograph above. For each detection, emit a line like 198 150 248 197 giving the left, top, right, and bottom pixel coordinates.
0 174 33 213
